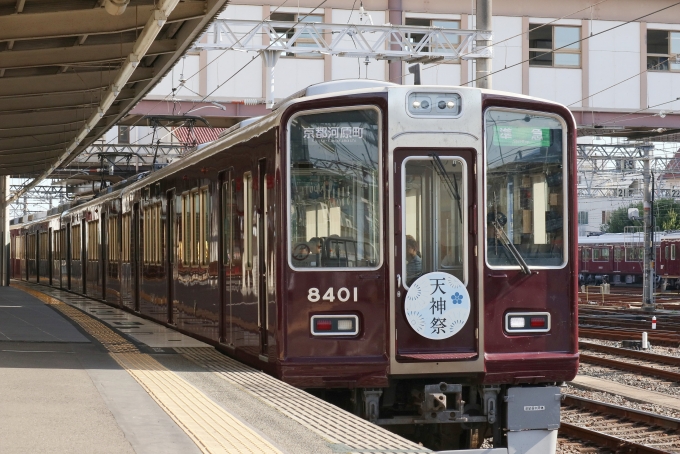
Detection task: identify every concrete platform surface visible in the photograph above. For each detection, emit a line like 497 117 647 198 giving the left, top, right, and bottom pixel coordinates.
2 282 431 454
0 286 89 342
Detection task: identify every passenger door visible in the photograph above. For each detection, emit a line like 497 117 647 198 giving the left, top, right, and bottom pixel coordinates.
258 160 268 358
132 203 141 311
166 190 175 324
393 149 478 361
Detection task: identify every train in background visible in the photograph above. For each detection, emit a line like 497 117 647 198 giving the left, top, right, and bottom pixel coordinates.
10 79 578 453
578 232 680 289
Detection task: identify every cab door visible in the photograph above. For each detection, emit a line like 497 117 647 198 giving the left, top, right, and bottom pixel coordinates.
393 149 478 361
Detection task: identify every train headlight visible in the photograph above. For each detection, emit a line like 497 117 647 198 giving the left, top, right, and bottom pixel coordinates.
504 312 551 334
311 315 359 336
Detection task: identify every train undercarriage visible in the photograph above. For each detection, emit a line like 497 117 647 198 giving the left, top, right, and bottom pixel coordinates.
313 381 562 452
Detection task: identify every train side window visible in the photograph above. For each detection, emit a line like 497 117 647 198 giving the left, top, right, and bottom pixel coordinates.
625 246 642 262
243 173 253 270
592 248 600 261
87 220 99 261
666 246 669 260
39 232 48 260
108 215 119 261
193 190 200 265
71 224 81 260
583 248 590 261
672 244 676 261
143 206 148 263
53 230 58 261
201 188 210 266
222 181 232 266
121 214 128 262
28 234 35 260
182 193 191 265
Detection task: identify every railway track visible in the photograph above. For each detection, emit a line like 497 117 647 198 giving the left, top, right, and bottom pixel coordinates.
560 395 680 453
578 327 680 347
579 342 680 382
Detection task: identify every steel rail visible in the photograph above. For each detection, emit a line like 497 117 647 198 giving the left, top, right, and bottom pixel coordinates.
579 318 680 332
563 395 680 431
579 353 680 382
559 422 671 454
578 327 680 347
579 342 680 367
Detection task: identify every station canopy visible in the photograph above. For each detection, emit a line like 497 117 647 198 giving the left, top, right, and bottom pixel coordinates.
0 0 228 195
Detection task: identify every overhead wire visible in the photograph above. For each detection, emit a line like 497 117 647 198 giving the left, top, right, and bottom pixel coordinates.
398 0 612 83
457 1 680 87
119 0 331 149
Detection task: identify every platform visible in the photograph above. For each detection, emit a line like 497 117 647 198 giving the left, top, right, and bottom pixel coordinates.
0 282 431 454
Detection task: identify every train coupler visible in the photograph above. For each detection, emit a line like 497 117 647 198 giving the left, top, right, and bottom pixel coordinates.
410 383 487 424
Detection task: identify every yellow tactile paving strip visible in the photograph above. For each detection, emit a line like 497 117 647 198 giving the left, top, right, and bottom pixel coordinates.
179 348 432 454
14 283 281 454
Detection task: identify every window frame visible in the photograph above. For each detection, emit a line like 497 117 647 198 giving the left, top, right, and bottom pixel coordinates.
285 105 384 272
71 224 81 261
401 155 468 288
592 247 610 262
108 215 119 262
528 24 582 68
39 231 48 261
87 220 99 261
201 187 210 266
404 17 462 62
647 29 680 72
182 192 191 265
243 173 253 270
483 107 569 271
222 179 233 267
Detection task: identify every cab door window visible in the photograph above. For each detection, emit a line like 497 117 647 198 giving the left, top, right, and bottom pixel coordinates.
402 157 467 286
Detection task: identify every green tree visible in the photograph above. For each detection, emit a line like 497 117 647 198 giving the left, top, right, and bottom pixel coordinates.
606 202 642 233
606 199 680 233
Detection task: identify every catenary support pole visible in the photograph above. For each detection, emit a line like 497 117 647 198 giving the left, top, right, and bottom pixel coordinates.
0 176 8 286
388 0 402 84
642 146 655 311
475 0 492 89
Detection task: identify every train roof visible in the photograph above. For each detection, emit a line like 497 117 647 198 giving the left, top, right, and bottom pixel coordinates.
578 232 664 244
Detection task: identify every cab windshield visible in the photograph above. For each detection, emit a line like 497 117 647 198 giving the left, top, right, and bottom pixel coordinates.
485 109 566 268
288 108 381 269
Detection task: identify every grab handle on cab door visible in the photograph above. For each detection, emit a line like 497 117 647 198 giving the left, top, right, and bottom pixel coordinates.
397 274 402 288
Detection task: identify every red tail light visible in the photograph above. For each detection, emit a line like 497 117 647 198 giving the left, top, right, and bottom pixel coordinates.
530 317 546 328
315 319 332 331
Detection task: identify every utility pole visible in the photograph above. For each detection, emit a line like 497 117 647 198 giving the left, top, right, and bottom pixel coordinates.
642 145 655 311
475 0 492 89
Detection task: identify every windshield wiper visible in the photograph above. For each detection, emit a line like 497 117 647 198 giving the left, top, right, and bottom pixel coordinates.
429 153 462 222
491 218 531 275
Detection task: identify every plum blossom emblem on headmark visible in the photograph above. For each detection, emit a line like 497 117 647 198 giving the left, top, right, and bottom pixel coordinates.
405 272 471 340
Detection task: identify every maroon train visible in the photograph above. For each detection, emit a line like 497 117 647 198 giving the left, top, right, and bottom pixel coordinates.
10 80 578 452
578 232 680 289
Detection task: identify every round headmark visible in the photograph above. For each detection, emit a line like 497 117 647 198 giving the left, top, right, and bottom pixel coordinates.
405 272 471 340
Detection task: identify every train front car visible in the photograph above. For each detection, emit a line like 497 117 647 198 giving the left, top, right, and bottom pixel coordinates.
280 82 577 453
